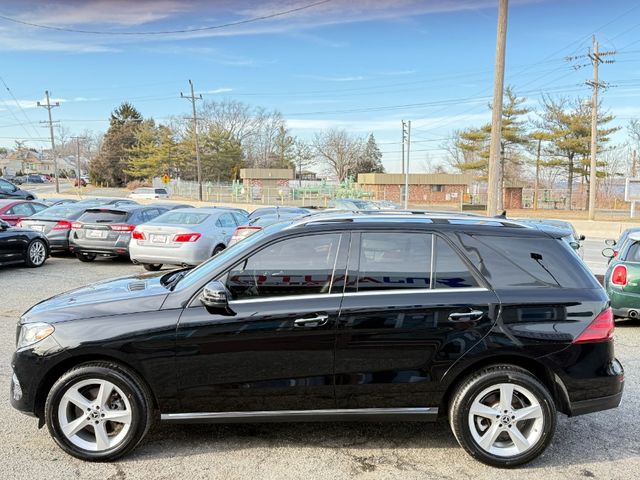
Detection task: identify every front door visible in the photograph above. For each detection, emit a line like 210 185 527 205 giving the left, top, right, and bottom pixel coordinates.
176 232 348 413
335 231 499 409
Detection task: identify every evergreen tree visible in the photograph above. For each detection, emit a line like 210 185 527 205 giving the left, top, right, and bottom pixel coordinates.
356 134 385 174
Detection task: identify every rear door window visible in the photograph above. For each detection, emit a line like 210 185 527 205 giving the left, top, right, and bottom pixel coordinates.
357 232 432 291
216 213 237 228
433 236 479 289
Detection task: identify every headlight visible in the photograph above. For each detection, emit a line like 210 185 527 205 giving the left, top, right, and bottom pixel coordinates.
17 323 55 349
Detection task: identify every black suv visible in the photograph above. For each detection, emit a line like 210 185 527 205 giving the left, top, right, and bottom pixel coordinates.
0 178 36 200
10 213 623 466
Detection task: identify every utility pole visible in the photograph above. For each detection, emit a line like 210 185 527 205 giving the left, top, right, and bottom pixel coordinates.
401 120 405 175
585 35 615 220
37 91 60 193
181 80 203 201
486 0 509 217
70 136 86 188
533 137 541 211
404 120 411 209
632 149 637 177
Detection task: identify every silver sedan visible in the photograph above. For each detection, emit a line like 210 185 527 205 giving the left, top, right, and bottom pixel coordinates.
129 208 242 271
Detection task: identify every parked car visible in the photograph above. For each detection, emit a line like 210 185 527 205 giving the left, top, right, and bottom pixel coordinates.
19 204 92 252
0 200 49 226
0 178 37 200
152 202 193 211
74 178 87 187
74 197 138 208
1 174 23 185
69 205 169 262
248 206 313 220
229 210 312 246
517 219 585 258
0 218 49 267
603 232 640 319
10 212 623 465
604 227 640 264
327 198 379 210
129 208 245 270
371 199 402 209
40 198 78 207
26 174 45 184
129 187 170 200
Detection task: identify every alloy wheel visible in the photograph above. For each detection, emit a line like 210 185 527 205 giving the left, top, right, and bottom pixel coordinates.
29 241 46 266
57 378 132 452
467 383 544 457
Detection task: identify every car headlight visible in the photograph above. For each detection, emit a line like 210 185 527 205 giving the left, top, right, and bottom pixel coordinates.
17 323 55 349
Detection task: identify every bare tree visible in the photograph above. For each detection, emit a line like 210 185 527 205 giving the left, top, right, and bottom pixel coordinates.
292 138 316 184
313 129 364 182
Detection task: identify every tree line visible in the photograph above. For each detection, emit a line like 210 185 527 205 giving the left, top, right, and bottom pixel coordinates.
443 86 637 209
89 100 384 186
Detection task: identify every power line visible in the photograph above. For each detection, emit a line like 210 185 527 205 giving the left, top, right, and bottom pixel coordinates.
37 90 61 193
0 0 333 35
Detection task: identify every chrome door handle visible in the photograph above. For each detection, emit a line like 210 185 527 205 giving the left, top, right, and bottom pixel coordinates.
294 315 329 328
448 310 484 322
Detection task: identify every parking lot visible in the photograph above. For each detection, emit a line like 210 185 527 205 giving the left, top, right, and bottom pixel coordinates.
0 252 638 479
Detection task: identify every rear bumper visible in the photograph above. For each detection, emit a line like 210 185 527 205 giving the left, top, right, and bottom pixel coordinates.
69 235 131 256
129 241 212 266
608 288 640 315
568 390 623 416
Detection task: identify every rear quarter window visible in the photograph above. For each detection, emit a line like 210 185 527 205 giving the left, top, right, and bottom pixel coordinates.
455 233 599 289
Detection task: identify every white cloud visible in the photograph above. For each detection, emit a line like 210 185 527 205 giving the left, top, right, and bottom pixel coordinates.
198 88 233 95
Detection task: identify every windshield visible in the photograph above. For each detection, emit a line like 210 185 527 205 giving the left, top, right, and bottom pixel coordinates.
150 211 209 225
29 205 86 219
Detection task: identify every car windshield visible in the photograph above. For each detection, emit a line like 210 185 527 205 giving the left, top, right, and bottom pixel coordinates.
29 205 85 219
150 211 209 225
78 209 128 223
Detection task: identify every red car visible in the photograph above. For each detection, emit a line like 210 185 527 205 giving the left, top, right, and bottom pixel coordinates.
0 200 49 226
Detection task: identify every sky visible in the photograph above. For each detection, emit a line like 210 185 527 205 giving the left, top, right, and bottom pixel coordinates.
1 0 640 172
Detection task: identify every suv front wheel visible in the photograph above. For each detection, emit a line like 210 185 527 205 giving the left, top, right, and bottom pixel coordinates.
448 365 556 468
45 362 154 461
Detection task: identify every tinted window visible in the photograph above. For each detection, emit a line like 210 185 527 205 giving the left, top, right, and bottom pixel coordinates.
8 203 33 215
433 236 479 289
226 234 341 299
232 211 249 224
78 210 128 223
154 188 168 194
358 232 431 291
457 233 599 289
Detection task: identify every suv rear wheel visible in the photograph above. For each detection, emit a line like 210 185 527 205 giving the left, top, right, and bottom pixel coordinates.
448 365 556 468
76 253 96 262
45 362 153 461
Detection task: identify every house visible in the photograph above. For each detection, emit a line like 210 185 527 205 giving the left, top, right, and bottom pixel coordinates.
0 149 54 175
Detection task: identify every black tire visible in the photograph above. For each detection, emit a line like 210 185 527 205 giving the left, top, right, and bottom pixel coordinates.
212 244 225 256
26 195 34 200
24 239 48 268
45 361 154 462
76 253 97 262
448 364 556 468
142 264 162 271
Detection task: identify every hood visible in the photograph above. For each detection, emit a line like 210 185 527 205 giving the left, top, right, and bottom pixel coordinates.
21 271 170 324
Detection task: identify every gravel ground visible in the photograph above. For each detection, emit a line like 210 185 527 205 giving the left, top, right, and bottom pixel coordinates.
0 254 638 479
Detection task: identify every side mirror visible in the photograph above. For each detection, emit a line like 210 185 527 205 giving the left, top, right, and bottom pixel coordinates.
605 239 616 246
579 234 586 241
199 280 234 315
602 248 615 259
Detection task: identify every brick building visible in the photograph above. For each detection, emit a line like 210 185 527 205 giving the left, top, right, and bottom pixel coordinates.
357 173 475 205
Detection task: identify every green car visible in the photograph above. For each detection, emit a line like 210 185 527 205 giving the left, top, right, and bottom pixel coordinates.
603 233 640 319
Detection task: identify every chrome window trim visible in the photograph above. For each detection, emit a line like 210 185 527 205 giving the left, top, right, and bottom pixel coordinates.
161 407 438 422
227 287 488 304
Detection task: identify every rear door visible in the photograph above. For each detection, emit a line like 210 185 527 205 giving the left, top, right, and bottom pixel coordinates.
216 212 238 245
334 231 499 409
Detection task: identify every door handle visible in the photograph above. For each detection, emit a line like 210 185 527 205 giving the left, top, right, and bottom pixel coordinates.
448 310 484 322
294 315 329 328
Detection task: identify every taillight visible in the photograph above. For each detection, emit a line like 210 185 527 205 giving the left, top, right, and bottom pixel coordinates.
229 226 262 246
132 229 145 240
613 250 619 257
573 307 615 344
173 233 201 242
111 224 135 232
71 222 82 229
611 265 627 286
52 220 72 230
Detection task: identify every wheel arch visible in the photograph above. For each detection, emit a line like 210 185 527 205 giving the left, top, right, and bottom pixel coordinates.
438 354 570 418
34 353 160 423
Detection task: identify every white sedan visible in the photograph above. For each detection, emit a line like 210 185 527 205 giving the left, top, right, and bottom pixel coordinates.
129 187 170 200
